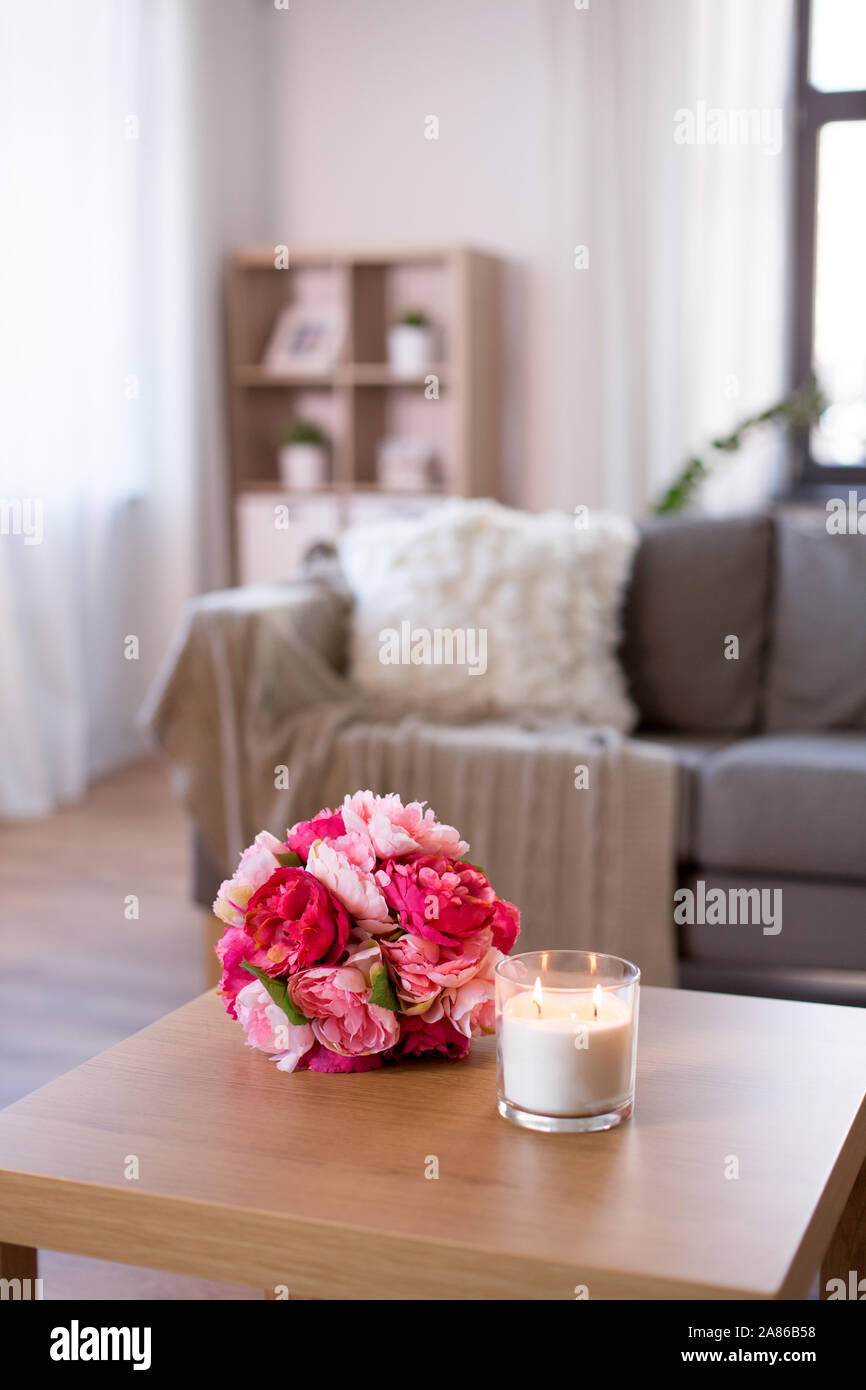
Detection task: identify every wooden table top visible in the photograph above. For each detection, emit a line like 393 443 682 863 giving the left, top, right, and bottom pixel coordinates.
1 986 865 1300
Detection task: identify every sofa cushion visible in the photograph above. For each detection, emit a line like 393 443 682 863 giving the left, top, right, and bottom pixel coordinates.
764 514 866 731
339 499 639 729
678 871 866 971
634 732 732 862
621 515 773 733
695 734 866 881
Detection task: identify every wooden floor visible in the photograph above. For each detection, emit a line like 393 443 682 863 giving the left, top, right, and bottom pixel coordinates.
0 758 259 1300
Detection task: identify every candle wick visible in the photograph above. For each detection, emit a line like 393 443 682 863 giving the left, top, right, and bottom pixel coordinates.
593 1000 598 1020
534 998 542 1018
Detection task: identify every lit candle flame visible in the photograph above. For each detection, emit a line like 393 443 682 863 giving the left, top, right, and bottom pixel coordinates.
532 976 544 1017
593 984 602 1020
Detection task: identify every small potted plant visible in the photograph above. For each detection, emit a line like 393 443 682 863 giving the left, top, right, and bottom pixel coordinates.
387 309 435 378
278 420 329 489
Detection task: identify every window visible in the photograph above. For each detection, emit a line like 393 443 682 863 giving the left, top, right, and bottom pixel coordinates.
794 0 866 481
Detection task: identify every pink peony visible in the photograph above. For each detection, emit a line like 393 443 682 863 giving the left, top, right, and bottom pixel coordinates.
342 791 469 861
235 979 314 1071
288 934 401 1057
313 1002 400 1058
441 944 502 1038
287 807 346 861
215 798 520 1075
216 926 276 1019
490 898 520 954
305 833 392 932
397 1012 471 1061
381 929 493 1011
213 831 287 928
293 1043 383 1073
245 866 351 974
379 855 520 952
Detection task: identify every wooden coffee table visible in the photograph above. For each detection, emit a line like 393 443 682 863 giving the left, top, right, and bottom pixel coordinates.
1 987 864 1300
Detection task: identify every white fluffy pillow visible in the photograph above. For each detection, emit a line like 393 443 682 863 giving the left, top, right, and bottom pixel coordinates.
337 499 638 731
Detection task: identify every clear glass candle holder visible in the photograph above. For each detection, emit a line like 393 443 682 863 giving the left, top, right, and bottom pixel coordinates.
495 950 640 1133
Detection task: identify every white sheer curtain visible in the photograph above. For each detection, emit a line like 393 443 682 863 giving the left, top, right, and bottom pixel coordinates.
0 0 200 817
546 0 796 516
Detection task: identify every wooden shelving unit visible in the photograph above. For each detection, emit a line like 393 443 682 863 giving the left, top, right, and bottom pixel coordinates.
225 246 502 582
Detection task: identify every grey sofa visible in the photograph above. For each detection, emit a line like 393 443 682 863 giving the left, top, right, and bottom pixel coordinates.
189 508 866 1007
621 510 866 1006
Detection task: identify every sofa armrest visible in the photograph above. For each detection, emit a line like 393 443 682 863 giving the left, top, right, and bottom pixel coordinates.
142 578 353 872
190 577 350 671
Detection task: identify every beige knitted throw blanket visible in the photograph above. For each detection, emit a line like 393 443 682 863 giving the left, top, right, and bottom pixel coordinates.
143 581 677 986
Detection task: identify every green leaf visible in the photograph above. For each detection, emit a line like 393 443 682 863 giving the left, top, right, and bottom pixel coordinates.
652 376 827 516
275 850 304 869
368 963 400 1013
240 960 311 1026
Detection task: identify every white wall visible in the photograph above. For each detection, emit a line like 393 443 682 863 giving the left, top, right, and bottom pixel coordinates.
265 0 555 509
240 0 793 517
187 0 281 588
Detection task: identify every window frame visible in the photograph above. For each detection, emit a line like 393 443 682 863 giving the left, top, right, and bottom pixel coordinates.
792 0 866 485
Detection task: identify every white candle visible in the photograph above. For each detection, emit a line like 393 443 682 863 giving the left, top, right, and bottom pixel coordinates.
499 982 635 1117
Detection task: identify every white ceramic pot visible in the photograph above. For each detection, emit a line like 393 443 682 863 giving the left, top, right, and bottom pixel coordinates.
387 324 435 378
278 443 328 490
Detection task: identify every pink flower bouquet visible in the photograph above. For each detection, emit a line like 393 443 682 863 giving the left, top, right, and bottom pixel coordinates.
213 792 520 1073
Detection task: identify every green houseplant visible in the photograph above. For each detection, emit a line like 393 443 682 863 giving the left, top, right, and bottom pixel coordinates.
281 420 328 447
398 309 430 328
278 420 329 490
653 377 826 515
388 308 435 378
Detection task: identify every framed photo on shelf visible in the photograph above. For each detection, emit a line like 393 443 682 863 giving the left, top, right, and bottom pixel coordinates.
262 303 345 373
